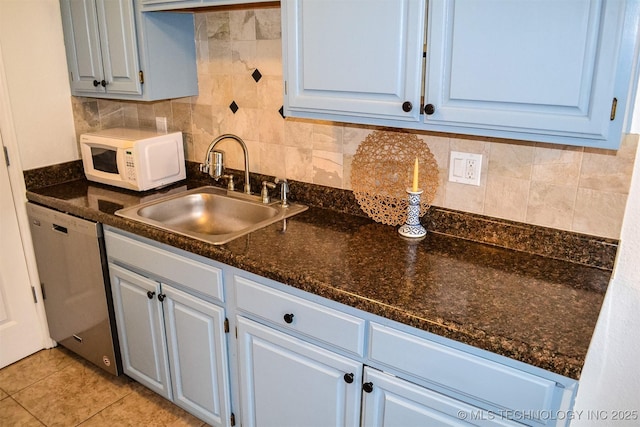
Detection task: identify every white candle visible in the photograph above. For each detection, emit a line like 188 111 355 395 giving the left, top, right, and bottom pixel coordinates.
412 157 419 192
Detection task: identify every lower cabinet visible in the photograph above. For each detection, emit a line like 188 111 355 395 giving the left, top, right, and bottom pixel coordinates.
361 367 516 427
106 230 232 427
109 264 172 399
233 273 577 427
104 227 577 427
236 316 362 427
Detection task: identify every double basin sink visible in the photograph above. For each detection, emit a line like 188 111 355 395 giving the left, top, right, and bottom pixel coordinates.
116 186 308 245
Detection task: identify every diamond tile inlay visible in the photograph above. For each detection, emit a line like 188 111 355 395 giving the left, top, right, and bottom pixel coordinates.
229 101 239 114
279 106 285 119
252 69 262 83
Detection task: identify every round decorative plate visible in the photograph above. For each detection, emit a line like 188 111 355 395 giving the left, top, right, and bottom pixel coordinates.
351 131 439 226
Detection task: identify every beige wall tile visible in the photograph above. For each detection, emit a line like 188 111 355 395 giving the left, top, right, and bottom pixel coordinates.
209 74 233 107
313 123 343 153
444 181 486 214
343 125 372 156
579 134 638 194
526 182 576 231
205 11 230 40
284 119 313 149
484 175 529 222
208 39 232 75
573 188 627 239
231 74 258 109
488 141 534 180
313 149 343 188
532 143 583 186
230 10 256 41
257 75 283 110
255 7 281 40
258 108 285 145
260 142 287 177
255 39 282 76
286 146 313 182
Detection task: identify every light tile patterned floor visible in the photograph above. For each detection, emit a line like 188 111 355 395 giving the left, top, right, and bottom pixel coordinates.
0 347 208 426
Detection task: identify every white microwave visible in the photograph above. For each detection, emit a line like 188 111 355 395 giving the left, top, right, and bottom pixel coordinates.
80 128 186 191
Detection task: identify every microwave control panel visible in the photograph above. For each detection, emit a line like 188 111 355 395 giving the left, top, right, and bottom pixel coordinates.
124 150 137 182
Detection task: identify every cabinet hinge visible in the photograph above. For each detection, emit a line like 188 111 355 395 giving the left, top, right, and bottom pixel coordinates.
31 286 38 303
230 412 236 426
139 70 144 84
224 318 229 333
2 145 9 167
610 97 618 121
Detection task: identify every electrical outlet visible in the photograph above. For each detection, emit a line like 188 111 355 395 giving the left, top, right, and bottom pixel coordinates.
449 151 482 186
155 117 168 133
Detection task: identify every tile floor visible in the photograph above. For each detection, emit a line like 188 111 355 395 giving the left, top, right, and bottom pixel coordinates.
0 347 209 426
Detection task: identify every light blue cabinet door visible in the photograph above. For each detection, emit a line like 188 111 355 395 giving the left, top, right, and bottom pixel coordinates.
59 0 141 96
237 316 362 427
282 0 426 122
162 284 231 427
94 0 141 95
361 368 518 427
59 0 105 93
109 264 172 399
425 0 632 148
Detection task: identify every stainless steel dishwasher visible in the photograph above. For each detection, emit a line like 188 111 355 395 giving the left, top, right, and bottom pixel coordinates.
27 203 121 375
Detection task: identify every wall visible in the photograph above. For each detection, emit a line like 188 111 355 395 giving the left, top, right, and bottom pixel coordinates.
0 0 77 170
571 81 640 426
71 8 638 240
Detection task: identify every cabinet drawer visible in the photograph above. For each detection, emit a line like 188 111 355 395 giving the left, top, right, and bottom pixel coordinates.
369 323 558 417
234 276 365 357
104 230 223 301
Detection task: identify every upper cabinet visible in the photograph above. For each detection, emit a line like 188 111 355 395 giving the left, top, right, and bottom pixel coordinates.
281 0 640 149
282 0 426 122
139 0 276 12
59 0 198 101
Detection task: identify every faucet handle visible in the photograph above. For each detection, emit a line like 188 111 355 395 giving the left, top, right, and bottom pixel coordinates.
223 174 235 191
261 181 277 204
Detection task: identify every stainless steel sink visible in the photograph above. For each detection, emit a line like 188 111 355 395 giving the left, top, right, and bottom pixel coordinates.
116 186 308 244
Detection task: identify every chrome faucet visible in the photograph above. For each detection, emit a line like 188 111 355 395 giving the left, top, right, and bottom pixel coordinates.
200 134 251 194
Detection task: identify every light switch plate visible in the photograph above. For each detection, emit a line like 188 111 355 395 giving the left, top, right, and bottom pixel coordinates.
449 151 482 186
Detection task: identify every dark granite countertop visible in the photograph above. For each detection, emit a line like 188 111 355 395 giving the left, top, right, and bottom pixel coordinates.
25 174 612 380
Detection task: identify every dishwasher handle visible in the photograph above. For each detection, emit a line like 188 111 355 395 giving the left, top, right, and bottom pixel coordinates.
52 224 68 234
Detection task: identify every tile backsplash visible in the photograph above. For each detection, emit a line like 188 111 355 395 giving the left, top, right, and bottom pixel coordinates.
70 6 638 240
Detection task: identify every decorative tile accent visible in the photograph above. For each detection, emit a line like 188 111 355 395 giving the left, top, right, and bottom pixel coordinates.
279 106 285 119
229 100 239 114
252 68 262 83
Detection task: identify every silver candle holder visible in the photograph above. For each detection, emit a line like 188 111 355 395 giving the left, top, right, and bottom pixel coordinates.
398 188 427 238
